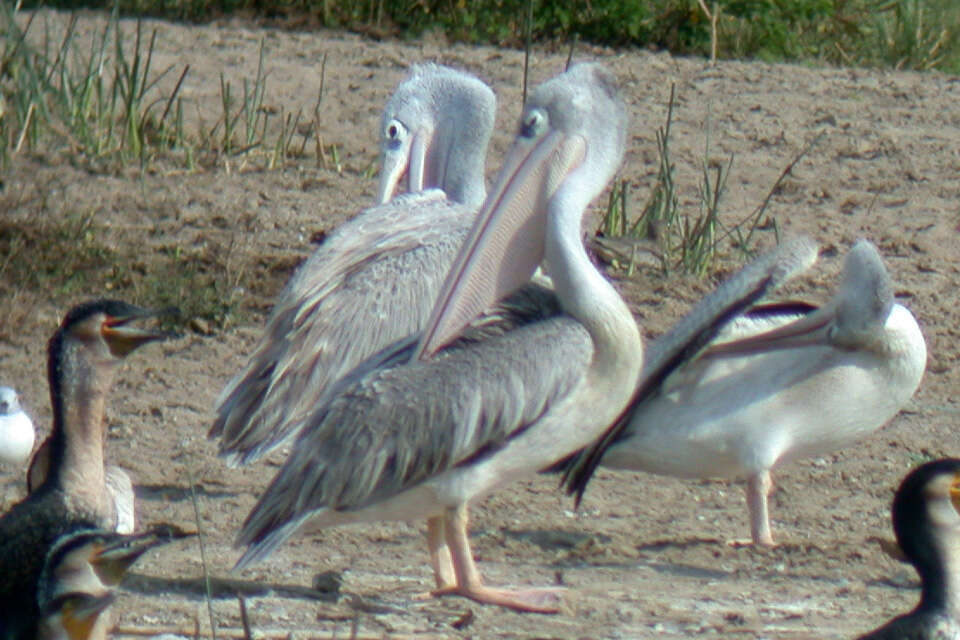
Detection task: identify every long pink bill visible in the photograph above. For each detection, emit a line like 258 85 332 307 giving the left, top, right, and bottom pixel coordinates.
413 129 585 360
700 304 836 359
377 128 432 204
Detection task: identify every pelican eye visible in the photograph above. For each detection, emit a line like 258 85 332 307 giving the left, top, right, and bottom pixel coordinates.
520 109 547 138
384 119 406 144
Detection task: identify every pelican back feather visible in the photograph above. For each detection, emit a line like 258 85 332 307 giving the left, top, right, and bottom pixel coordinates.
235 315 590 567
212 192 476 465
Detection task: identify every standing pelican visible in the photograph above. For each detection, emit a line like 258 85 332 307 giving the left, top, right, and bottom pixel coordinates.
233 63 642 613
565 240 926 546
211 64 500 465
857 458 960 639
0 386 34 467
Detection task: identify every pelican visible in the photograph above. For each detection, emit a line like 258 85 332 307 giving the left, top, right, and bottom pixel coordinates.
0 386 35 467
211 63 501 465
856 458 960 639
233 64 819 613
27 440 136 534
565 240 926 546
229 63 643 614
0 300 169 636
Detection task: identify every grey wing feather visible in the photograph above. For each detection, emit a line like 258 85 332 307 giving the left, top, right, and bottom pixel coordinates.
561 236 818 499
236 317 591 565
211 191 476 465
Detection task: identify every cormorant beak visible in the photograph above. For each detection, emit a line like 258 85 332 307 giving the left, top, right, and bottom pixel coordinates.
102 306 178 358
950 474 960 515
62 592 115 640
91 524 195 584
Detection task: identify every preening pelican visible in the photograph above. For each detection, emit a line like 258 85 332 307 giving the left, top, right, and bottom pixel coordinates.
377 63 493 208
211 64 501 465
566 240 926 546
856 459 960 639
234 63 642 613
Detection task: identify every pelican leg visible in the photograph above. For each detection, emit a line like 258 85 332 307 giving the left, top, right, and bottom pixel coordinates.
427 515 456 589
430 503 565 614
747 470 776 547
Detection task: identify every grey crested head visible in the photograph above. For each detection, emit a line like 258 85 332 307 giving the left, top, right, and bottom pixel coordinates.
833 240 894 349
378 63 496 207
522 62 626 202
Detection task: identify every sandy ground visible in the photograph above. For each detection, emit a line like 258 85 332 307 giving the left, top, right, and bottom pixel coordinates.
2 8 960 639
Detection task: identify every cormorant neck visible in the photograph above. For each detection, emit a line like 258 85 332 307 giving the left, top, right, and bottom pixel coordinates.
918 533 960 618
45 331 113 504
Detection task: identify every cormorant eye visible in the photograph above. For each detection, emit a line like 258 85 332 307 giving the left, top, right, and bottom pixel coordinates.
520 109 546 138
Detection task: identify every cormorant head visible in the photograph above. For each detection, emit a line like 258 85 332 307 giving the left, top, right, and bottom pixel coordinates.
891 458 960 607
37 591 114 640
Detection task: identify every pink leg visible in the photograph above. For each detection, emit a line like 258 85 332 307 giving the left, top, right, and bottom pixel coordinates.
427 515 456 589
746 470 776 547
430 504 565 614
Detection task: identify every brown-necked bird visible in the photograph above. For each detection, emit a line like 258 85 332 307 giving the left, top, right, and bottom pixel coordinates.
0 300 169 639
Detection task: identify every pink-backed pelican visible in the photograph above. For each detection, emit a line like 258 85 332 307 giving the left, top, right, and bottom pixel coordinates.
211 64 503 466
566 240 926 546
232 64 819 613
233 63 643 613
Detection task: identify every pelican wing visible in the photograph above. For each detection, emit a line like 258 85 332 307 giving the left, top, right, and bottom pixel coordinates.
236 316 591 567
562 236 818 500
211 192 476 465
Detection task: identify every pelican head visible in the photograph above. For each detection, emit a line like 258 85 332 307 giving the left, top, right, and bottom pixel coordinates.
520 62 627 206
831 239 894 351
378 64 495 207
415 62 628 358
702 240 899 358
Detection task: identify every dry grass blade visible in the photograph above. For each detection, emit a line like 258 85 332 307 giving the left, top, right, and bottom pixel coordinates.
189 479 218 640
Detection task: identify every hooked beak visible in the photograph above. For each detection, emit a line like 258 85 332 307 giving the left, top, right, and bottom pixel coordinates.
414 128 585 359
102 305 178 358
91 525 193 584
700 304 836 358
950 474 960 515
377 128 431 204
62 592 115 640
